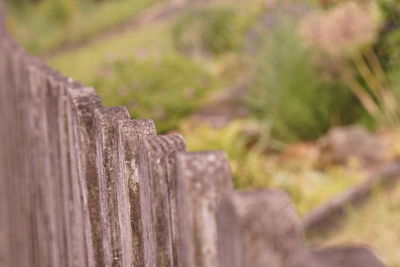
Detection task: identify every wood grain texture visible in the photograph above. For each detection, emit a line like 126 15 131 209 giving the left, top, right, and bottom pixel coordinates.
217 189 304 267
67 86 102 267
116 119 156 267
94 107 130 267
138 135 186 267
174 151 233 267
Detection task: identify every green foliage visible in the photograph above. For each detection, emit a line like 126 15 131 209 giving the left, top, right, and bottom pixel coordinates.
173 7 245 57
375 0 400 101
376 0 400 62
93 54 214 133
2 0 28 9
247 18 367 142
38 0 77 25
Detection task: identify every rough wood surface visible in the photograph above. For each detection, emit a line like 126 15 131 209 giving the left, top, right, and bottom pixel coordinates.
174 151 233 267
138 135 186 267
94 107 131 267
217 189 304 267
116 119 156 267
67 86 102 267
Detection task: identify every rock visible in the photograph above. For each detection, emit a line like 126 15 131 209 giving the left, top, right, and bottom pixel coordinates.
317 126 391 168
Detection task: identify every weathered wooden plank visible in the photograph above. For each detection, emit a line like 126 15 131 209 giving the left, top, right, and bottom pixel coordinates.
174 151 233 267
51 78 73 267
94 106 130 267
0 42 14 267
26 64 56 267
116 119 156 267
138 135 186 267
0 34 8 267
0 44 13 267
33 64 81 267
37 69 64 267
67 86 102 267
0 38 34 267
217 189 304 267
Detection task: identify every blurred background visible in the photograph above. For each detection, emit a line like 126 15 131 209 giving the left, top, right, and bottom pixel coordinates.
2 0 400 265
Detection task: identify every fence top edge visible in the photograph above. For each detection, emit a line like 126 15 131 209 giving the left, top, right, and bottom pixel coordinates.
118 119 157 136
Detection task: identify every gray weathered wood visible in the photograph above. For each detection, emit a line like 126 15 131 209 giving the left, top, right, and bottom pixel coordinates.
94 106 130 267
27 64 57 267
116 119 156 267
217 189 304 267
0 38 35 267
174 151 233 267
67 86 102 267
138 135 186 267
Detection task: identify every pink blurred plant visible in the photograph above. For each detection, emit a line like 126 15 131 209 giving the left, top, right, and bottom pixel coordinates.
300 1 381 57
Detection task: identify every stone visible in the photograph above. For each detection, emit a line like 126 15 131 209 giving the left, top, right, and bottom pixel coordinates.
317 126 391 168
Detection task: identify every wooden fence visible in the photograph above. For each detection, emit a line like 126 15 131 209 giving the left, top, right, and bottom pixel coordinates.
0 7 385 267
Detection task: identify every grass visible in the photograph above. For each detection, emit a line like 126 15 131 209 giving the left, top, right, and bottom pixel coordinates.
7 0 158 54
49 19 174 84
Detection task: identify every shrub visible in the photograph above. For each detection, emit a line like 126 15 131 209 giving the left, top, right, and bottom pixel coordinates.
180 121 269 189
93 53 214 133
38 0 77 25
375 0 400 99
246 18 368 142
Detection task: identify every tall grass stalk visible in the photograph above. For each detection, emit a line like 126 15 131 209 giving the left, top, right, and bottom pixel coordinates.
346 49 400 127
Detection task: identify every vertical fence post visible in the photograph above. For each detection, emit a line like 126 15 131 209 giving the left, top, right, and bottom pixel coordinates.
217 189 304 267
174 151 233 267
67 86 102 267
94 107 130 266
138 135 186 267
0 31 34 267
27 64 56 267
116 119 156 267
